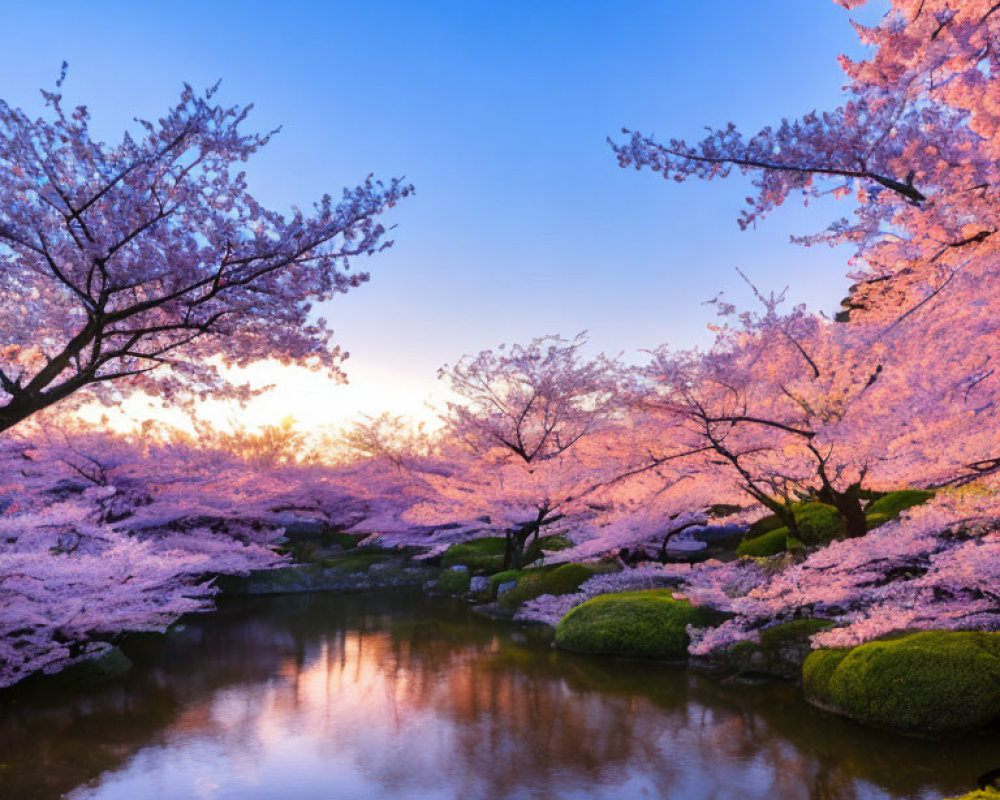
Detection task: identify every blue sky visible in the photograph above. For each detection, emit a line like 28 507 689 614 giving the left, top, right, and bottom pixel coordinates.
3 1 887 428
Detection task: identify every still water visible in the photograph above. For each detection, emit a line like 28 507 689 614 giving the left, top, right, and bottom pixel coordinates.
1 590 996 800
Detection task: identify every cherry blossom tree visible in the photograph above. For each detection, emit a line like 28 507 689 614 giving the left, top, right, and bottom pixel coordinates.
637 254 1000 540
610 0 1000 320
405 334 630 567
0 69 411 432
681 480 1000 655
0 423 295 687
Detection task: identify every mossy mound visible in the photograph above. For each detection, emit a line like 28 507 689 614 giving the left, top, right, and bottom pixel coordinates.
497 561 617 610
538 533 573 551
801 647 851 706
945 790 1000 800
803 631 1000 734
741 502 845 556
436 568 472 595
441 537 508 573
487 567 532 596
555 589 714 660
523 533 572 562
793 503 845 546
740 500 889 557
866 489 934 519
737 527 790 557
748 512 791 538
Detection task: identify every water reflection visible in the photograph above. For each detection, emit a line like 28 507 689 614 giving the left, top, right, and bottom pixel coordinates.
1 591 997 800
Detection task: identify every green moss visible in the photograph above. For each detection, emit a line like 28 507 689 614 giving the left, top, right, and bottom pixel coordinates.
436 568 472 595
537 534 572 551
793 502 846 546
802 648 852 706
866 489 934 519
498 562 615 610
803 631 1000 734
737 527 789 557
944 791 1000 800
723 619 835 680
741 502 855 556
759 618 834 649
555 589 714 660
328 530 365 549
487 567 532 594
748 513 788 538
522 534 572 564
865 511 891 530
48 647 133 688
442 537 508 573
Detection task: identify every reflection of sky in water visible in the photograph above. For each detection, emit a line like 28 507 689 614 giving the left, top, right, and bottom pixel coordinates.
4 593 990 800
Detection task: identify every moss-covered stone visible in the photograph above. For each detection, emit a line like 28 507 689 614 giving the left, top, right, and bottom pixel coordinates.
803 631 1000 734
436 568 472 595
866 489 934 519
487 567 531 596
555 589 714 660
706 619 834 681
737 527 789 557
44 646 132 689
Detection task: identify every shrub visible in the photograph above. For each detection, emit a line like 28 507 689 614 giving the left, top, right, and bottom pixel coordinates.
555 589 713 659
436 569 472 595
866 489 934 519
803 631 1000 734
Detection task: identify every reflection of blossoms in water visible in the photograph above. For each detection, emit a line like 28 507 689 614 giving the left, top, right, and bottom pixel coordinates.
6 591 994 800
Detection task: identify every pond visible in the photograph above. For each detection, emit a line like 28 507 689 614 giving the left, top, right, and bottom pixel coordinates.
1 590 996 800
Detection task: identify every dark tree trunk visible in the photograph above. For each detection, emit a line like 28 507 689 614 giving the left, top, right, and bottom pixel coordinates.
817 483 868 539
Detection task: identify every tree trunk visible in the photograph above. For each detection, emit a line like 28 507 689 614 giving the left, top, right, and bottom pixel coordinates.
833 491 867 538
818 483 868 539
